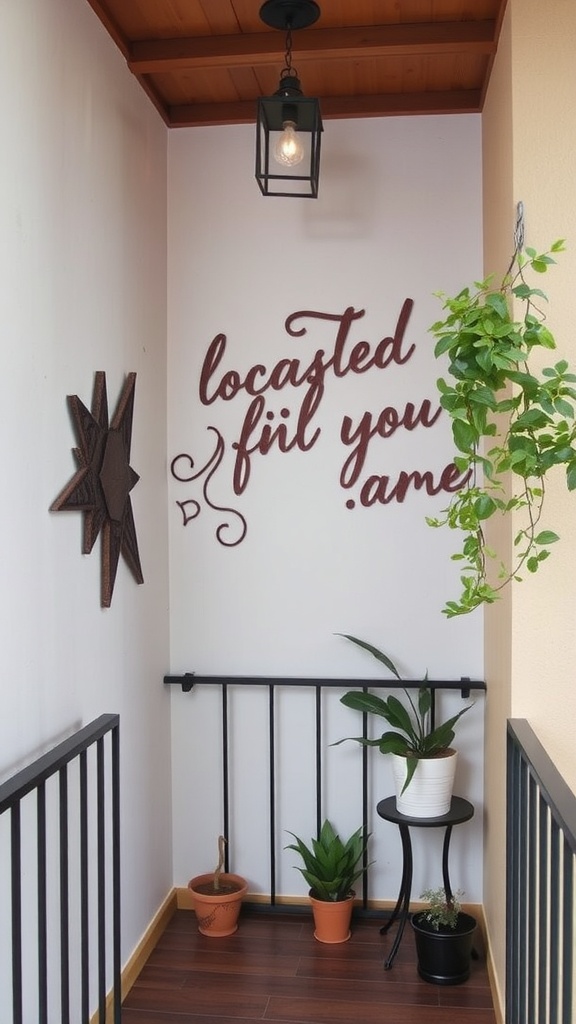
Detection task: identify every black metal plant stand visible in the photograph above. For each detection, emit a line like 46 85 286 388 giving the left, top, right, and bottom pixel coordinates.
377 795 474 969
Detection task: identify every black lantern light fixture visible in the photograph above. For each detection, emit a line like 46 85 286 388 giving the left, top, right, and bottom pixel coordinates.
256 0 323 198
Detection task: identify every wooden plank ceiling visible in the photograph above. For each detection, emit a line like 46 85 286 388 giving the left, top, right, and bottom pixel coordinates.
85 0 508 128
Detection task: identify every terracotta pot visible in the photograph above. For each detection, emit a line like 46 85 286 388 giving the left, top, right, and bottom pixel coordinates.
391 749 457 817
309 893 355 943
188 872 248 936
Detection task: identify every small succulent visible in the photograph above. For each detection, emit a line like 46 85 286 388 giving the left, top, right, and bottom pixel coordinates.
419 887 465 930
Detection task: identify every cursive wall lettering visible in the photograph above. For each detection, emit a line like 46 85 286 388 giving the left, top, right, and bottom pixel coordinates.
172 299 470 542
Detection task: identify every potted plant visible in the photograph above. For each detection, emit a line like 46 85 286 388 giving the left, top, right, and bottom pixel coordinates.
285 818 372 943
411 886 477 985
188 835 248 936
427 236 576 616
336 635 472 816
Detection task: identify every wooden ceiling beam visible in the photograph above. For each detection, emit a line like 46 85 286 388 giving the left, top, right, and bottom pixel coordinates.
167 89 483 128
129 21 496 74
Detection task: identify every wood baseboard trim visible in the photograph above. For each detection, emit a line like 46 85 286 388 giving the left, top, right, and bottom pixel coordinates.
89 888 177 1024
479 907 505 1024
175 888 405 912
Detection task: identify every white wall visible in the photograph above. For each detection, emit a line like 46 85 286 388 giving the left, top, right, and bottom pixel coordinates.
168 116 486 901
0 0 170 1016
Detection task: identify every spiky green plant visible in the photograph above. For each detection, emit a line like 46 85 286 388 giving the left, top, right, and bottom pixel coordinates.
335 635 472 793
285 819 372 902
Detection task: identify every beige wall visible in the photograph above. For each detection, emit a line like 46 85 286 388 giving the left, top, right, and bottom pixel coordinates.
508 0 576 779
481 8 514 1010
482 0 576 1010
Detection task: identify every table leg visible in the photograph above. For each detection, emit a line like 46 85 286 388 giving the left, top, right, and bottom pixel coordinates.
440 822 478 959
380 827 409 935
384 824 412 970
442 824 454 901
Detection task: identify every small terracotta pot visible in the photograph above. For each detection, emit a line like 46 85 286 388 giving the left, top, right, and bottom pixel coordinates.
188 873 248 936
309 893 355 943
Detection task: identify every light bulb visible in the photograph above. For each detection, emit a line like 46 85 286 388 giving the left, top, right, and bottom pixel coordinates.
273 121 304 167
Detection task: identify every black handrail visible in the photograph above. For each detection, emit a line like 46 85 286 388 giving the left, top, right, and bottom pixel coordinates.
164 673 484 699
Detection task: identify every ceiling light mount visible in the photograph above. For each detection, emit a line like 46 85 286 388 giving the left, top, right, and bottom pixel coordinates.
256 0 323 198
259 1 320 32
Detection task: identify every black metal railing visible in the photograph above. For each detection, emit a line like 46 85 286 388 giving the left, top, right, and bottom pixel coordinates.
165 674 485 905
507 719 576 1024
0 714 120 1024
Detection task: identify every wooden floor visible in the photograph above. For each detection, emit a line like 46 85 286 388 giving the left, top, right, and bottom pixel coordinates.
122 905 498 1023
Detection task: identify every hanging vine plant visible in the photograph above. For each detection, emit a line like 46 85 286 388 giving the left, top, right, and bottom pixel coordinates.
427 237 576 617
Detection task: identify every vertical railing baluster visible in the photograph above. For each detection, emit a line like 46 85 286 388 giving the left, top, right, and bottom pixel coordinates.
518 757 528 1024
97 737 106 1023
562 835 573 1024
561 835 569 1024
59 766 70 1024
222 684 230 872
538 796 549 1024
268 684 276 904
315 686 322 836
79 751 89 1023
550 820 560 1024
11 803 23 1024
111 726 121 1024
37 782 47 1024
361 686 369 910
527 771 537 1024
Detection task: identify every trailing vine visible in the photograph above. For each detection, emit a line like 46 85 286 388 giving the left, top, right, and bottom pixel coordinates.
427 239 576 616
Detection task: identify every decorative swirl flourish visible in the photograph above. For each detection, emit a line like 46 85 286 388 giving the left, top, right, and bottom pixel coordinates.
170 427 247 547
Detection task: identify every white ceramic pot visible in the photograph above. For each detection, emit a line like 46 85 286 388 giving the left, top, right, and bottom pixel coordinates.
391 749 457 817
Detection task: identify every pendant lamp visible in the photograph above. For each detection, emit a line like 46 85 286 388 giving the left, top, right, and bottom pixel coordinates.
256 1 323 198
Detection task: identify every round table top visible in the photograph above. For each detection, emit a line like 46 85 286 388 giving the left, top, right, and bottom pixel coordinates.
376 795 474 828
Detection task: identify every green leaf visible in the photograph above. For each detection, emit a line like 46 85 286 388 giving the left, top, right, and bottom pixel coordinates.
434 333 458 357
534 531 559 545
474 494 497 519
484 292 509 317
468 386 498 407
554 398 575 418
453 419 478 453
339 691 392 719
378 732 411 755
417 687 432 718
384 695 418 740
399 755 419 794
567 462 576 490
336 635 401 678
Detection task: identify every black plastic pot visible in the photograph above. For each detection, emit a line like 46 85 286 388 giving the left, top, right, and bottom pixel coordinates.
411 911 476 985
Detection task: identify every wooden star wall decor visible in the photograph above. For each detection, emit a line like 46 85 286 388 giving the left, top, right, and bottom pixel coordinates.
50 371 144 607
